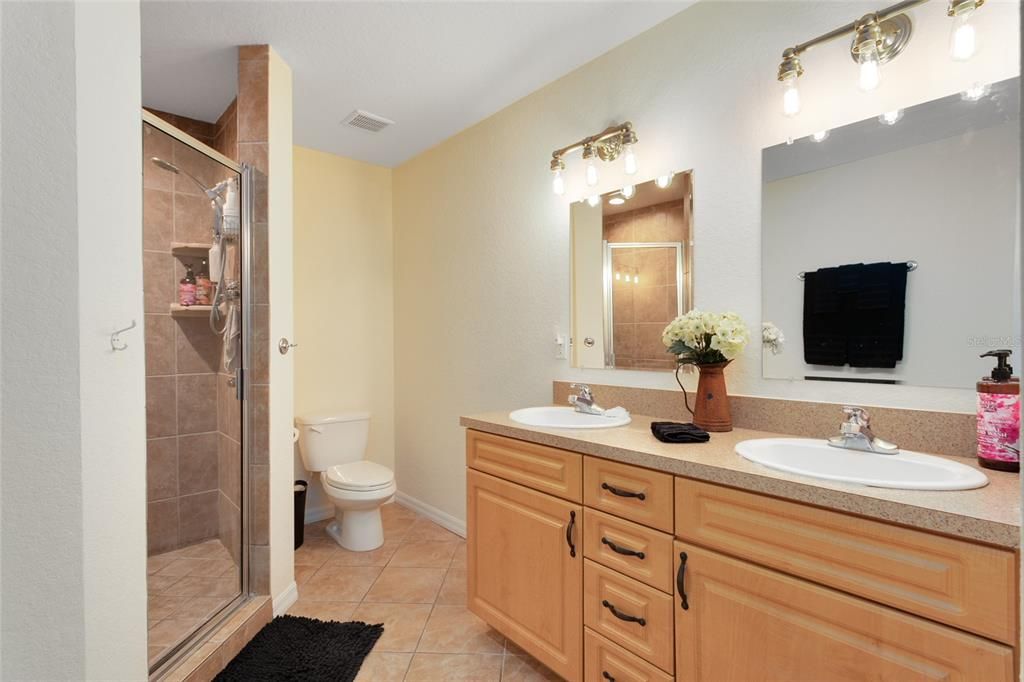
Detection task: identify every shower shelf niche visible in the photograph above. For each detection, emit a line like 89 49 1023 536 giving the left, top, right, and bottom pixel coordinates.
170 304 214 317
171 242 212 257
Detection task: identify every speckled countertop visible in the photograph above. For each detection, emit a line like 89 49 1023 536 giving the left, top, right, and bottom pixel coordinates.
460 411 1021 549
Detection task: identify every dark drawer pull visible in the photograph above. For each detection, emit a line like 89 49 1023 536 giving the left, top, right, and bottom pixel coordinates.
677 551 690 610
602 673 615 682
565 511 577 558
601 482 646 500
602 599 646 626
601 537 645 560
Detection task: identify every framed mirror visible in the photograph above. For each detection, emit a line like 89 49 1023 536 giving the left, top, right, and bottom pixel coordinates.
571 172 694 370
761 77 1019 389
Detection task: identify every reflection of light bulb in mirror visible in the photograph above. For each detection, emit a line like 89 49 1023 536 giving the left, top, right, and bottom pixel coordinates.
621 184 635 199
857 44 881 92
615 271 621 281
878 109 903 125
781 74 801 117
552 169 565 196
655 173 673 189
623 148 637 175
634 274 640 285
949 9 977 61
585 159 599 186
624 274 631 283
811 129 830 143
961 82 989 101
586 194 600 207
608 196 625 206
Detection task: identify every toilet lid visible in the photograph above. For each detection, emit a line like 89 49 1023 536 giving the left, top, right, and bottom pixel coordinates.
324 461 394 492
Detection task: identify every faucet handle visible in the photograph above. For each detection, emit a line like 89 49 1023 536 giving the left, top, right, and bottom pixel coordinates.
570 383 593 399
841 405 870 423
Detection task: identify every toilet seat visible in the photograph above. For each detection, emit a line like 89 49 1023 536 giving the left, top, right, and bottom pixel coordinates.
324 461 394 492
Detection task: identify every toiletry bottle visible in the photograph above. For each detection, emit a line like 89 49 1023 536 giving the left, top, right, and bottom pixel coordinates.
178 263 197 307
196 259 211 305
977 349 1020 472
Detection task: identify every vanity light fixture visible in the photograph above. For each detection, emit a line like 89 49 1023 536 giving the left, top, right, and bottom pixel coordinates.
948 0 983 61
811 129 831 142
879 109 904 125
621 184 636 199
549 122 638 196
775 0 990 116
961 81 990 100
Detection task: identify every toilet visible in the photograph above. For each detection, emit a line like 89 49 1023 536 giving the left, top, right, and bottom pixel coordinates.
295 410 396 551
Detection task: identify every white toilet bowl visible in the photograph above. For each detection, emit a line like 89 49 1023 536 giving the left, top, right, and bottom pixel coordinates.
320 460 396 551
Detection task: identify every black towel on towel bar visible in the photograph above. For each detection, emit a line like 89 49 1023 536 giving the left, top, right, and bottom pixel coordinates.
802 261 909 369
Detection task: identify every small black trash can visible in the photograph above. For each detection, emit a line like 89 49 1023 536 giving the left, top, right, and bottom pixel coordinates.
294 480 308 550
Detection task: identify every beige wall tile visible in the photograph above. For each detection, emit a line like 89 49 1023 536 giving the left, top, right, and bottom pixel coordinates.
250 464 269 545
144 189 173 251
178 490 219 545
147 437 178 501
143 252 175 314
148 499 179 555
178 432 219 496
238 45 269 60
145 314 176 376
176 318 222 374
177 374 218 434
218 434 241 507
237 59 268 143
249 384 269 464
174 193 213 245
250 305 269 382
146 375 178 438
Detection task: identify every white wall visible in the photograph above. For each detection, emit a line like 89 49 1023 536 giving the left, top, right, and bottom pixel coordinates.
293 146 394 518
267 47 297 611
763 121 1018 387
393 1 1020 522
0 1 147 678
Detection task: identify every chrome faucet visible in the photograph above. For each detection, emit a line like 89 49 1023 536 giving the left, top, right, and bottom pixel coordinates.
828 406 899 454
568 383 604 415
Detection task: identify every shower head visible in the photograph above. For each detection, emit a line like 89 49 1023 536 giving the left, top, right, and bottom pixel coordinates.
150 156 221 199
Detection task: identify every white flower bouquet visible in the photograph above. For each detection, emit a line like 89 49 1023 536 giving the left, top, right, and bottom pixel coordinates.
662 310 750 366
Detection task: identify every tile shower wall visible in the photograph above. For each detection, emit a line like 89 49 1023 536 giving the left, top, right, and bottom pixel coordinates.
144 122 233 556
604 195 690 371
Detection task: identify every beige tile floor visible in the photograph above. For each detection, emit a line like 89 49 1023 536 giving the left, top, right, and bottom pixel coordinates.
146 539 241 667
290 503 561 681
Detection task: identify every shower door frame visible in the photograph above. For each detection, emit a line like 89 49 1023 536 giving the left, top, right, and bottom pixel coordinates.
142 110 254 678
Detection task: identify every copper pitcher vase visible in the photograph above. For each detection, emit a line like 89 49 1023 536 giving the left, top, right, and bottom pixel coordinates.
693 361 732 432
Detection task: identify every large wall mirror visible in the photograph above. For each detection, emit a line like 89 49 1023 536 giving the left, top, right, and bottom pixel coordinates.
571 172 694 369
762 77 1019 389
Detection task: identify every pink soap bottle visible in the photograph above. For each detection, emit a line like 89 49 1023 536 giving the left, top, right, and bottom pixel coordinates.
178 263 197 307
977 349 1020 472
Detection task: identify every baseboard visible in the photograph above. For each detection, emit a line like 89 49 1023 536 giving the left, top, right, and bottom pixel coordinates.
395 491 466 538
304 504 334 525
272 581 298 617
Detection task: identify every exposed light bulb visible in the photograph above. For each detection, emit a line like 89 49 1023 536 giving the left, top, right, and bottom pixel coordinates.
552 169 565 196
879 109 903 125
621 184 635 199
655 173 673 189
586 194 600 207
785 137 795 146
585 159 599 187
949 9 977 61
811 130 830 143
961 81 989 101
623 148 638 175
857 44 881 92
781 74 801 117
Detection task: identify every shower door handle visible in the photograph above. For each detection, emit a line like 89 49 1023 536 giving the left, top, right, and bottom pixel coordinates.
278 338 298 355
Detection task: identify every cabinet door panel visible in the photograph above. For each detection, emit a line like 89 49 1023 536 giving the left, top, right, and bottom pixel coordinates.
467 429 582 502
674 542 1014 682
468 469 582 681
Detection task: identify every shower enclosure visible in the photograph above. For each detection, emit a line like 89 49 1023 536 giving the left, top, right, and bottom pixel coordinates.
142 111 252 674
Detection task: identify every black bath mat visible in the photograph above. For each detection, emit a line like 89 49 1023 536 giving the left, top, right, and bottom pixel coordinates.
214 615 383 682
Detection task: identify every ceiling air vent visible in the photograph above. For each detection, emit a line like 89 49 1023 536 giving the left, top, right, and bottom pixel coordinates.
343 110 395 133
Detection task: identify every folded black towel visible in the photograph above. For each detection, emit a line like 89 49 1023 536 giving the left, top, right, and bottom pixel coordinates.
651 422 710 444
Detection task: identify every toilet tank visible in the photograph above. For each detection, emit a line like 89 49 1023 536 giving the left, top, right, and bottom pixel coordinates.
295 410 371 472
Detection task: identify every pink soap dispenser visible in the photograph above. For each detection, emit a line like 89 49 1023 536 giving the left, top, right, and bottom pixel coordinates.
977 349 1020 472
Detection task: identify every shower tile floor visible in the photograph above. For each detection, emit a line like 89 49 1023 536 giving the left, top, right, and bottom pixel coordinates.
146 539 241 667
291 503 560 681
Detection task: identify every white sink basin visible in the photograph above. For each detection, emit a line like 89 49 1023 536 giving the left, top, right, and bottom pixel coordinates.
736 438 988 491
509 406 631 429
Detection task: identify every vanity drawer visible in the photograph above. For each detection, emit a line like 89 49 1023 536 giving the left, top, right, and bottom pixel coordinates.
584 559 674 673
467 430 582 503
584 458 673 532
583 508 674 594
675 477 1018 644
585 628 673 682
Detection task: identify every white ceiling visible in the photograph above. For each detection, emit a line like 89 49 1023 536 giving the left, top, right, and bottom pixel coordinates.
141 1 689 167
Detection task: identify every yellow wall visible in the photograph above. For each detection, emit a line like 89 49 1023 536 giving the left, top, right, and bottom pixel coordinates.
392 1 1020 522
293 145 395 517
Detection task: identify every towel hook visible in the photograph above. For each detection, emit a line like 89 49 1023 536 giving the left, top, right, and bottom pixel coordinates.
110 320 137 351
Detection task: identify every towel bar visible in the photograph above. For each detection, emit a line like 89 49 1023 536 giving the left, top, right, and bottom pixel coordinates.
798 260 917 281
